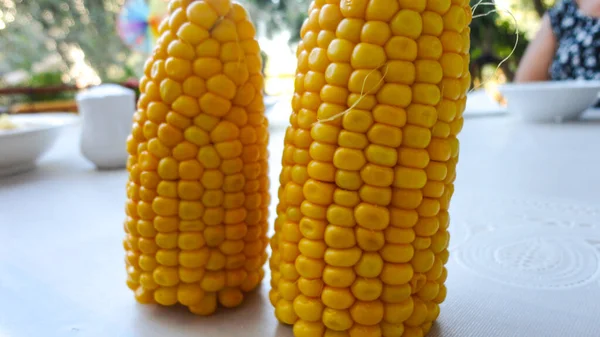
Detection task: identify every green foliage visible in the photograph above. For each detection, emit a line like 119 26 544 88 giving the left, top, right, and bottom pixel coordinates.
0 0 141 84
22 71 75 102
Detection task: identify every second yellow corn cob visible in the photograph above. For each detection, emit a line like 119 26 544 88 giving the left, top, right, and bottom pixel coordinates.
269 0 471 336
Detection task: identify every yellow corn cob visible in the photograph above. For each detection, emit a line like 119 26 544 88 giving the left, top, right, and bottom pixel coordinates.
123 0 269 315
269 0 470 336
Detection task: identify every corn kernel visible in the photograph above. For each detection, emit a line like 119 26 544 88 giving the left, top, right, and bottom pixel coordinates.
333 148 366 171
321 85 349 105
349 324 381 337
347 93 377 110
354 203 390 230
319 4 343 30
325 207 353 229
443 5 466 32
186 1 218 29
356 227 385 251
294 320 326 337
155 216 179 233
322 307 354 331
350 300 384 325
312 123 341 144
348 69 384 94
413 83 441 106
391 10 422 39
351 43 386 69
440 52 464 78
178 232 206 250
342 109 373 132
384 297 414 324
298 238 327 259
179 249 209 269
167 112 192 130
351 277 382 301
359 164 393 187
187 291 218 316
381 284 412 304
318 30 336 48
381 243 415 263
324 226 357 249
338 131 369 150
418 281 440 301
414 217 440 237
336 18 364 43
179 267 205 283
303 179 336 205
275 299 299 324
308 161 336 182
413 236 432 250
418 35 443 60
382 322 405 337
158 124 184 148
332 190 359 208
322 287 355 310
324 247 362 267
377 84 412 108
153 266 179 287
166 58 192 83
404 298 428 327
381 263 414 285
368 123 403 147
361 21 391 46
299 216 327 240
294 295 325 322
365 145 398 167
296 277 324 298
325 63 353 86
385 37 418 62
392 189 423 211
296 255 326 279
154 286 179 306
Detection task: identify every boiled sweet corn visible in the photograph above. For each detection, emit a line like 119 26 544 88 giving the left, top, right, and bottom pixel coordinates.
124 0 269 315
269 0 470 336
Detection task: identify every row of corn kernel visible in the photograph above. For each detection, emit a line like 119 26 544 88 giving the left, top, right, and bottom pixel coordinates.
386 0 470 334
124 0 269 314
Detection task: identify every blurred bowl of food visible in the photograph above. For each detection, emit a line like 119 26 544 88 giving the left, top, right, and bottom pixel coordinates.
0 113 79 176
498 80 600 122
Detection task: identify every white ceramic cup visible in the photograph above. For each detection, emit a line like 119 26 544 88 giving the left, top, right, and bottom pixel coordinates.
76 84 136 169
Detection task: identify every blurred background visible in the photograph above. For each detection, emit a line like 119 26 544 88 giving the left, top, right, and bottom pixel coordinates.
0 0 552 114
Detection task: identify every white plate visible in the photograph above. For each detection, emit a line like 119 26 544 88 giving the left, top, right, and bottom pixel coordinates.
499 80 600 122
0 113 79 176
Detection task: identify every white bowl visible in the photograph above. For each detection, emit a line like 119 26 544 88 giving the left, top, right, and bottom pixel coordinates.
0 113 79 176
498 80 600 122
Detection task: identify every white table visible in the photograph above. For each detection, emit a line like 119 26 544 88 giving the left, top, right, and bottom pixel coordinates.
1 112 600 337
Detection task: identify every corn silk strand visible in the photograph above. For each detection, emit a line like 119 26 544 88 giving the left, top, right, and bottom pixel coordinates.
469 2 520 93
316 63 390 124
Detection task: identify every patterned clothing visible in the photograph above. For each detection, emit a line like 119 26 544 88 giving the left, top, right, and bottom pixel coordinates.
548 0 600 80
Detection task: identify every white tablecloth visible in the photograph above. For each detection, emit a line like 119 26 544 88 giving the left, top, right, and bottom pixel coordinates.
1 113 599 337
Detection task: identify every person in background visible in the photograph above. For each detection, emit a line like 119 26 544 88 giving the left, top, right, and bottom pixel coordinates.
515 0 600 82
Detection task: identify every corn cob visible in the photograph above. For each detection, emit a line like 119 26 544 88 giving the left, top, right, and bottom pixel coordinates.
123 0 269 315
269 0 471 336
